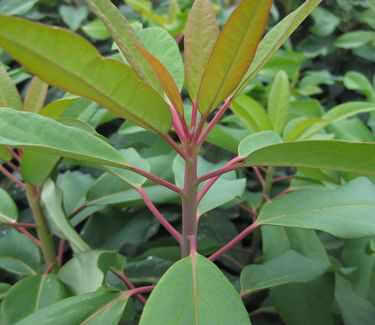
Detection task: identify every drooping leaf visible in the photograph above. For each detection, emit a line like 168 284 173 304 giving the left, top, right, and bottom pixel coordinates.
257 178 375 239
0 109 128 169
197 0 272 114
0 228 41 276
23 77 48 113
0 65 22 110
1 275 69 325
58 250 126 295
344 71 375 102
140 253 250 324
184 0 219 101
41 180 90 253
0 15 171 133
17 289 130 325
240 251 327 295
235 0 322 97
0 188 18 223
268 71 290 134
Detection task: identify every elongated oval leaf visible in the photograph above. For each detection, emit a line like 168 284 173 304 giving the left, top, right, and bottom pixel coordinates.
0 65 22 110
241 138 375 175
235 0 322 97
23 77 48 113
0 188 18 223
197 0 272 114
1 275 69 325
238 131 283 158
140 253 250 324
184 0 219 101
257 178 375 238
17 290 129 325
0 15 171 133
0 109 127 168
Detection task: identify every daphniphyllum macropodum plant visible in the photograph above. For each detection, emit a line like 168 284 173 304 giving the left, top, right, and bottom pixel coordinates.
2 0 375 323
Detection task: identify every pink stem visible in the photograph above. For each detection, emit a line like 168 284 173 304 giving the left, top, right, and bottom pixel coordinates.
6 222 36 228
197 162 244 184
253 167 265 187
125 285 155 298
272 175 294 183
190 101 198 131
136 186 183 243
6 161 20 173
197 98 233 146
0 165 25 189
209 222 259 261
161 134 188 160
44 263 55 274
6 147 21 162
57 239 65 267
16 226 41 246
114 270 147 305
189 234 197 255
197 157 244 203
191 114 207 143
127 165 183 196
274 188 292 199
170 105 187 143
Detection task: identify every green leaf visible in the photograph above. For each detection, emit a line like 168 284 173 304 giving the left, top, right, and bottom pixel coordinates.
238 131 283 158
257 178 375 239
0 146 11 162
0 15 171 133
58 250 126 295
82 19 111 40
344 71 375 102
0 228 41 276
1 275 69 325
85 0 160 90
240 251 327 295
0 108 127 169
268 71 290 134
184 0 219 101
59 5 88 31
241 138 375 175
335 31 375 49
23 77 48 113
198 0 272 114
140 253 250 324
235 0 322 96
0 65 22 110
0 188 18 223
231 95 272 132
41 180 90 253
17 289 129 325
310 7 340 37
0 283 11 301
0 0 38 15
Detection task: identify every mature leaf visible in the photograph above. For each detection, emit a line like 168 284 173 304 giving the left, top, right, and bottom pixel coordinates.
197 0 272 114
268 71 290 134
184 0 219 101
85 0 159 89
335 31 375 49
344 71 375 101
238 131 282 157
0 0 38 15
136 46 184 115
59 5 88 31
140 253 250 324
0 15 171 133
81 19 111 41
0 283 11 300
0 109 128 168
0 65 22 110
0 188 18 223
17 289 129 325
58 251 126 295
1 275 69 325
240 251 327 295
23 77 48 113
235 0 322 97
41 180 90 253
0 229 41 276
241 137 375 175
257 178 375 239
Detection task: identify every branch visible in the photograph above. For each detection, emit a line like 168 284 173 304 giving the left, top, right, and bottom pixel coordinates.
161 133 188 160
125 285 155 298
136 186 182 243
112 269 147 305
196 161 244 184
0 165 25 189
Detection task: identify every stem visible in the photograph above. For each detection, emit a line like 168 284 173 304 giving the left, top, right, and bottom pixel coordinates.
25 184 58 272
253 167 265 187
209 222 259 261
112 269 147 305
190 101 198 131
6 147 21 162
125 285 155 298
197 157 243 203
57 239 65 267
0 165 25 189
262 167 274 203
136 186 182 243
181 145 199 257
161 134 188 160
127 165 183 195
15 226 40 246
197 162 244 184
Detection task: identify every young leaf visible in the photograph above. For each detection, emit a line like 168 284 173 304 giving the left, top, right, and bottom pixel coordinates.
136 46 184 116
16 290 130 325
197 0 272 114
23 77 48 113
184 0 219 101
140 253 250 324
1 275 69 325
268 71 290 134
256 178 375 239
0 188 18 223
240 251 328 295
235 0 323 97
0 65 22 110
84 0 160 90
0 109 127 169
0 15 171 133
